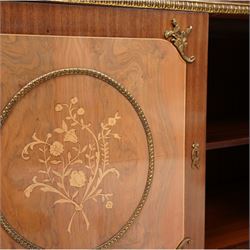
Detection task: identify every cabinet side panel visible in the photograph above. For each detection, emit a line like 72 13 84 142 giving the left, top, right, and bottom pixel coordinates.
184 15 208 249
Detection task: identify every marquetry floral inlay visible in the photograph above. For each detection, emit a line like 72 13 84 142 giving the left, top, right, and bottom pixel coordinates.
22 97 121 233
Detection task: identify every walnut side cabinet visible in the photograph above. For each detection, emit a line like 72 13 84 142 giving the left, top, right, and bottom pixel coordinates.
0 1 249 249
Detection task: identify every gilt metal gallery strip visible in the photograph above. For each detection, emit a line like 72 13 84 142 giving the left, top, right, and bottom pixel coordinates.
24 0 250 15
0 68 155 249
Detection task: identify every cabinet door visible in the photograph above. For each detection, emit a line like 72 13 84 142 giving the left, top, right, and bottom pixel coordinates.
0 34 186 249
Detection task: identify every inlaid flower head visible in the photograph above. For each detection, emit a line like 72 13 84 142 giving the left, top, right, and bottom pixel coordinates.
77 108 85 115
71 97 78 104
105 201 113 209
69 170 86 188
55 104 63 112
49 141 64 156
108 118 116 126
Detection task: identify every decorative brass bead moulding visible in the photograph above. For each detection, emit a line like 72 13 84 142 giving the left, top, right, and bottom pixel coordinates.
26 0 250 15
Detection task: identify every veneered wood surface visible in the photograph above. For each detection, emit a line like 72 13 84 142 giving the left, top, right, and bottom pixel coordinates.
1 34 186 249
0 2 208 248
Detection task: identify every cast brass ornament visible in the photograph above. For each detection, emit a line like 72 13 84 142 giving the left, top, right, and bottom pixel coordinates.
0 68 155 249
191 143 200 169
164 19 195 63
176 237 192 249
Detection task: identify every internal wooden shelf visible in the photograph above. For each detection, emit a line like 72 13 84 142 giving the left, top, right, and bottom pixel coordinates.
205 192 249 249
206 121 249 150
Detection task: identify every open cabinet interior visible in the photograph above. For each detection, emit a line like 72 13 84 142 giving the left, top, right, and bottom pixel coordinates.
205 16 249 249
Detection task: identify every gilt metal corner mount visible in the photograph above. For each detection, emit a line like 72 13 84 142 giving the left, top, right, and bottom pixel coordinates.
176 237 192 249
164 19 195 64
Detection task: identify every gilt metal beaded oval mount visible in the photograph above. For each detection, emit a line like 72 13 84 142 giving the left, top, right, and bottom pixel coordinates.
0 68 155 249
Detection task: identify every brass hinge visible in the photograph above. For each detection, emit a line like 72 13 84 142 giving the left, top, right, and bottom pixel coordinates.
164 19 195 63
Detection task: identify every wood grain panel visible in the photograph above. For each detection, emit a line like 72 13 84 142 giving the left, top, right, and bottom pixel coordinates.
184 15 208 250
0 2 208 248
1 34 186 249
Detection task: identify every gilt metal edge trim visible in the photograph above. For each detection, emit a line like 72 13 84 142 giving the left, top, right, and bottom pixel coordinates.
18 0 250 15
164 18 195 64
176 237 192 249
0 215 41 249
0 68 155 249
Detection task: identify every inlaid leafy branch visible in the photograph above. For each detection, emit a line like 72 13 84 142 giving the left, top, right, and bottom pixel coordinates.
22 97 121 233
